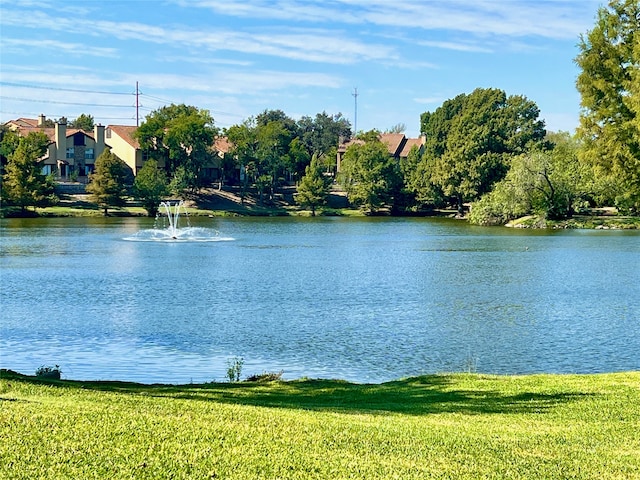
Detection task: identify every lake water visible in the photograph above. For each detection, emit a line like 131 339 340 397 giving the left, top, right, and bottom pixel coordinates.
1 216 639 384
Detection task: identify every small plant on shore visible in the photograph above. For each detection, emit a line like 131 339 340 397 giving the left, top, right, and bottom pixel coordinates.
463 352 478 374
35 365 61 380
226 357 244 382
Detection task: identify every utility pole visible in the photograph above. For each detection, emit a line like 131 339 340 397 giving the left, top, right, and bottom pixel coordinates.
352 87 358 136
136 81 140 127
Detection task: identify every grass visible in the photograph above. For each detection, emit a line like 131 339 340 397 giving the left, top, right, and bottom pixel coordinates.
1 369 639 479
508 214 640 229
1 203 366 218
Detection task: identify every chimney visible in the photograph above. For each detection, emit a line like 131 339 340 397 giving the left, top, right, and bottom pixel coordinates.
55 121 67 162
94 123 106 159
38 114 46 126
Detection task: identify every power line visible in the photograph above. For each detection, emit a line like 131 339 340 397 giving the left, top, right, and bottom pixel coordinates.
0 81 133 96
2 82 247 122
0 95 133 108
139 92 176 104
0 110 135 121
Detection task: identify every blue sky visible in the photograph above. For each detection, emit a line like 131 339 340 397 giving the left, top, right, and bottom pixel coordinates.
0 0 602 137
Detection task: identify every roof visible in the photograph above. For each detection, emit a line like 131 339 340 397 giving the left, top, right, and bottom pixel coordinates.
9 125 56 143
379 133 406 157
337 138 364 153
338 133 424 159
399 137 424 158
214 136 233 154
4 118 96 141
6 117 40 128
107 125 140 149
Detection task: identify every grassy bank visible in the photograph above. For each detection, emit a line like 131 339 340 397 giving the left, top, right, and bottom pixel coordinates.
0 192 364 218
506 213 640 229
1 370 639 479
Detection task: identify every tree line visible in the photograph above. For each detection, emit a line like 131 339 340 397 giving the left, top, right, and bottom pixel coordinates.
1 0 638 220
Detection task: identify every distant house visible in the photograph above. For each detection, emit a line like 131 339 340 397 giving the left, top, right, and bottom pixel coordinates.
336 133 425 172
4 115 107 180
106 125 229 180
3 115 230 183
105 124 147 175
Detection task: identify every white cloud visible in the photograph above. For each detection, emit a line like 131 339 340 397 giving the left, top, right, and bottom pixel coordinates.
0 8 397 66
1 38 118 58
418 40 493 54
177 0 599 40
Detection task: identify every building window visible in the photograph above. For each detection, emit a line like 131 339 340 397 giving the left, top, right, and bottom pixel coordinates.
106 128 112 139
66 148 74 159
85 148 94 160
41 165 53 175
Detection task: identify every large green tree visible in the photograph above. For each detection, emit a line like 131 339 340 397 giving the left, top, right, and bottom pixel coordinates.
133 159 169 216
226 110 306 203
296 154 332 216
87 150 131 215
338 134 402 213
225 119 259 203
298 111 352 158
69 113 95 131
416 88 547 213
575 0 640 213
2 131 57 213
0 127 21 162
469 132 587 225
135 104 217 191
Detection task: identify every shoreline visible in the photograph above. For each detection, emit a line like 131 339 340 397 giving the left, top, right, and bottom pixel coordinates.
1 189 638 228
3 367 639 387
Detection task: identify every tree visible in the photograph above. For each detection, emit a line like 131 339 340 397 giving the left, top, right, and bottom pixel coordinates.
135 104 218 190
227 112 299 203
133 159 168 216
575 0 640 213
284 137 310 183
400 143 439 210
416 88 547 213
87 150 131 215
469 132 587 225
169 165 195 199
0 127 21 162
255 119 291 198
225 120 259 203
385 123 406 134
338 133 402 213
69 114 94 131
298 111 352 158
256 109 298 138
2 131 57 213
296 154 332 216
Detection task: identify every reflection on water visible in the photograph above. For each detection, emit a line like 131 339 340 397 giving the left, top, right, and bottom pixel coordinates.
1 216 639 384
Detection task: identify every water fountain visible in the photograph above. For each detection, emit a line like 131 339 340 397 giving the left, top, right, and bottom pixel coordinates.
161 200 183 239
123 200 234 242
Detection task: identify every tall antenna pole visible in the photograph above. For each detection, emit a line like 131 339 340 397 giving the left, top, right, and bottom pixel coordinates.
136 81 140 127
352 87 358 136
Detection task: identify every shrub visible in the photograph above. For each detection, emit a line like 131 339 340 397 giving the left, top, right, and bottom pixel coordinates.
245 371 284 382
35 365 61 380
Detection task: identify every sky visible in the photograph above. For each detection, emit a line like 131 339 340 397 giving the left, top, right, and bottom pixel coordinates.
0 0 603 138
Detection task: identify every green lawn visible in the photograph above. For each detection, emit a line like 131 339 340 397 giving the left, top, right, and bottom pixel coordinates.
1 370 639 479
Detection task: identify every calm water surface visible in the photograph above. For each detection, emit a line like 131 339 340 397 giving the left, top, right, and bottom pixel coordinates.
1 216 639 383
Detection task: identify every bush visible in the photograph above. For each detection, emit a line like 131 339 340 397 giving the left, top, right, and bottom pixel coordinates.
35 365 61 380
245 371 284 382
